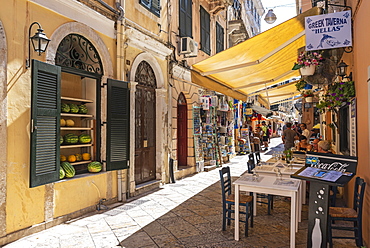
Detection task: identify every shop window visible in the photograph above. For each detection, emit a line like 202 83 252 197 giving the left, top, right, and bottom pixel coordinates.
140 0 160 17
200 6 210 55
30 35 130 187
179 0 192 37
216 22 224 53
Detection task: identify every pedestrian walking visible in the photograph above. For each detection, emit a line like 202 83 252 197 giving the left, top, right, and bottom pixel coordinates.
282 122 297 151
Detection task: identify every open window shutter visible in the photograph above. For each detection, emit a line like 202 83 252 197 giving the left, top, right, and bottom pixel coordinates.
140 0 151 9
30 60 61 188
179 0 192 37
106 79 130 170
152 0 161 16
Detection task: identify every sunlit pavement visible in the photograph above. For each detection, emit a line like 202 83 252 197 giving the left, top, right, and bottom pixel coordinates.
3 138 356 248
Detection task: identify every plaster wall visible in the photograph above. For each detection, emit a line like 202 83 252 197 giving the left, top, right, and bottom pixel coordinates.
2 0 118 236
350 0 370 245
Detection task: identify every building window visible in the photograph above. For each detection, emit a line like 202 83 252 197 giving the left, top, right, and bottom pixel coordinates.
179 0 192 37
216 22 224 53
140 0 160 17
200 6 210 55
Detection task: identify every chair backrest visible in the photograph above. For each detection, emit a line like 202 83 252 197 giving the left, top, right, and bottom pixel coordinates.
353 177 366 218
247 156 255 174
219 166 232 203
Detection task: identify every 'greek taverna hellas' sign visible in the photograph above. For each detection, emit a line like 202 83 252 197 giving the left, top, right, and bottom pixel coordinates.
305 10 352 51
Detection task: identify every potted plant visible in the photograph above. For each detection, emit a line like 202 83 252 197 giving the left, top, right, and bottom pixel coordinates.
316 81 355 112
302 90 314 102
292 50 324 76
295 79 308 92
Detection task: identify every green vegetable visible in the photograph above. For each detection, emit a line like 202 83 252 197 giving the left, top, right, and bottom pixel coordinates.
88 161 102 173
69 103 79 113
63 133 78 144
61 162 75 178
60 135 64 144
78 104 88 114
60 168 66 179
61 103 70 113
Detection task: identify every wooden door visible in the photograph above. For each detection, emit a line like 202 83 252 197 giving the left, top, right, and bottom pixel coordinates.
134 61 156 184
177 93 188 167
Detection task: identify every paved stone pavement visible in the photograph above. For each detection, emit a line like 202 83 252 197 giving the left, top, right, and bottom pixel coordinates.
3 138 357 248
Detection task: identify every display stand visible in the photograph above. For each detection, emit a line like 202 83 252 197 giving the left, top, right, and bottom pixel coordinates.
291 152 357 248
193 106 204 172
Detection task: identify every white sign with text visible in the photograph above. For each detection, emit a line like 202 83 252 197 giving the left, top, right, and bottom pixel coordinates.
305 10 352 51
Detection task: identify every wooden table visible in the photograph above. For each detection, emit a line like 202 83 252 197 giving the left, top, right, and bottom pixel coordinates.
234 175 302 248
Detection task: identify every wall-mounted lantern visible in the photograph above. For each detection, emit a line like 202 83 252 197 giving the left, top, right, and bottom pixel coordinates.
26 22 51 69
337 60 352 81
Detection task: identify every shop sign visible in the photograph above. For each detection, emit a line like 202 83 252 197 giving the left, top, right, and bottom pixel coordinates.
305 10 352 51
245 108 253 115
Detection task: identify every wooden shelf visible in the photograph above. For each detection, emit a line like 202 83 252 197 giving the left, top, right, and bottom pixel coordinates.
61 144 93 149
61 96 93 103
60 127 93 131
61 113 94 118
70 160 92 166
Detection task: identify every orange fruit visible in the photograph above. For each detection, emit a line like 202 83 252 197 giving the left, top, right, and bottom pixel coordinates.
82 153 91 161
75 153 82 162
60 155 67 162
67 155 77 163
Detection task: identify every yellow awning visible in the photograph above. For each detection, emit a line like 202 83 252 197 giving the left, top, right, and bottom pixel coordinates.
191 7 323 101
257 81 301 104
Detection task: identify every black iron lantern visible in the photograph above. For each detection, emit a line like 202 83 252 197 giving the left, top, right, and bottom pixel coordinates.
26 22 51 68
337 60 348 78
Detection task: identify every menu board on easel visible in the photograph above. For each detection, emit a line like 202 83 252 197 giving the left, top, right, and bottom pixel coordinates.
291 151 357 248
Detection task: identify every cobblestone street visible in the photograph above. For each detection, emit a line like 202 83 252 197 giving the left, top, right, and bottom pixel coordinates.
3 138 357 248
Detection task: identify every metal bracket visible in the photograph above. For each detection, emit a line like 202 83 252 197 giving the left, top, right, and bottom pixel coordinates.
96 198 108 211
101 83 107 88
101 122 107 126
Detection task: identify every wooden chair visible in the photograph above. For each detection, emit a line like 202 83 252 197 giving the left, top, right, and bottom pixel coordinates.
219 166 253 236
247 155 274 215
328 177 366 247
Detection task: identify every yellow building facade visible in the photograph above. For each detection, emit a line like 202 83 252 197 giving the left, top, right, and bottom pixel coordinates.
0 0 171 244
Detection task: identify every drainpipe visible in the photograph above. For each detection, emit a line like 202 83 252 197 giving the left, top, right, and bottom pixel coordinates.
115 0 125 201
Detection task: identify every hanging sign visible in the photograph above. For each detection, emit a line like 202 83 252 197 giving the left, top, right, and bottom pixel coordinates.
305 10 352 51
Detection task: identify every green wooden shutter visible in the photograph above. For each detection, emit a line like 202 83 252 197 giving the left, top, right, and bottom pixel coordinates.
200 6 210 55
216 22 224 53
152 0 161 16
179 0 192 37
30 60 61 188
106 79 130 170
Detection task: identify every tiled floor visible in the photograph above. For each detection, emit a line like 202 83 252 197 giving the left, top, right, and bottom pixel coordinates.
3 138 358 248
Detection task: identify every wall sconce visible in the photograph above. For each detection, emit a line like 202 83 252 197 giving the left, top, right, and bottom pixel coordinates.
337 60 352 81
264 9 277 24
26 22 51 69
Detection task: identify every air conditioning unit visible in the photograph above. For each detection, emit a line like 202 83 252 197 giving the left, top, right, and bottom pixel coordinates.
179 37 198 57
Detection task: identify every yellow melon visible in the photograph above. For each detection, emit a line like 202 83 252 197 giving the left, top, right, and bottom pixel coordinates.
66 119 75 127
60 119 66 127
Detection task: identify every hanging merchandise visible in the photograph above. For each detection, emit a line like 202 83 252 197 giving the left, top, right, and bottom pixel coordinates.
200 96 209 110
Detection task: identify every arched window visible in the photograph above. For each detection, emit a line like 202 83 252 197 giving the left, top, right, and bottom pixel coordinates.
135 61 157 88
55 33 103 75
